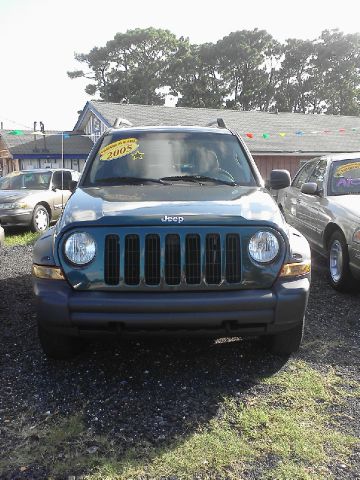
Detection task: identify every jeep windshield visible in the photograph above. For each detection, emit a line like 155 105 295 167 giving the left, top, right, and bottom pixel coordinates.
82 130 257 187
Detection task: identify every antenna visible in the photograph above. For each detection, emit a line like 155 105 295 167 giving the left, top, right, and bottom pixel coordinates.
33 121 39 153
40 121 49 152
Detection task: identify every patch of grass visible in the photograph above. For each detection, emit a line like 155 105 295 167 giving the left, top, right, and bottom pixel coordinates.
97 421 254 480
1 362 358 480
86 362 358 480
0 414 100 477
302 338 345 358
263 461 324 480
4 230 40 246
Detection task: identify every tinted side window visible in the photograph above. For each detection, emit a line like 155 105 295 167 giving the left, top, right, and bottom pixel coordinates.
292 161 317 189
307 160 327 190
52 171 72 190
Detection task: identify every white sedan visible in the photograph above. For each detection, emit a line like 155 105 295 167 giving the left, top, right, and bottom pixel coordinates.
278 152 360 292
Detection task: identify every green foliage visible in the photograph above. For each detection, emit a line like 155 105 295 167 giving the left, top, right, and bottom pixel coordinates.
170 42 226 108
274 38 317 113
314 29 360 115
275 29 360 115
217 29 281 111
68 28 360 115
68 27 182 105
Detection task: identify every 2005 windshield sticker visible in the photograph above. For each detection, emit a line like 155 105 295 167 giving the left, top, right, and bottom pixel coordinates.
99 138 143 161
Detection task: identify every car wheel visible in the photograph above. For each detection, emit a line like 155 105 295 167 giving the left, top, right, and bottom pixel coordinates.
31 205 49 232
262 319 304 356
38 324 85 360
327 230 354 292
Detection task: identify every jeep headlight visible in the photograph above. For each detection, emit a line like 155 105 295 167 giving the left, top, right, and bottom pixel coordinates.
64 232 96 265
248 231 279 263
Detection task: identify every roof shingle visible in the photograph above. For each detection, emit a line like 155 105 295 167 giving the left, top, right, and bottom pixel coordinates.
87 100 360 154
0 130 93 156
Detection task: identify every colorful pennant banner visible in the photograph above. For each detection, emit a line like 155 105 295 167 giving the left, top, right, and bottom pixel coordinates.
240 126 360 139
3 131 92 138
3 127 360 140
8 130 24 135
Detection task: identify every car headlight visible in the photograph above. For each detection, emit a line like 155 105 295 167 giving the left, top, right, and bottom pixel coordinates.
248 231 279 263
0 202 28 209
64 232 96 265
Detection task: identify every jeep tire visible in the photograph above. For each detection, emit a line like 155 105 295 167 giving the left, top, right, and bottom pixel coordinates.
263 318 304 355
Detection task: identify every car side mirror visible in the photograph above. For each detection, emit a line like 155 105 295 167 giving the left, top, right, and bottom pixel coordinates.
69 180 78 193
301 182 318 195
52 182 62 191
269 169 291 190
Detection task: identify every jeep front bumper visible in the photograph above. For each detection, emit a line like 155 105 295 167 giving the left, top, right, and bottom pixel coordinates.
33 277 309 337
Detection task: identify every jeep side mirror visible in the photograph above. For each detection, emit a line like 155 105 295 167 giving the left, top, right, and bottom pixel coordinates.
301 182 318 195
269 169 291 190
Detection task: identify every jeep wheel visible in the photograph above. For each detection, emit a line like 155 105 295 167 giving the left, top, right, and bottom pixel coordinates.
31 205 50 233
38 325 85 359
263 319 304 356
327 231 354 292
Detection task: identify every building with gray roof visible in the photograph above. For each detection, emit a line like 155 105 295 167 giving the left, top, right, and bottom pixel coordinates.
0 129 93 175
75 100 360 179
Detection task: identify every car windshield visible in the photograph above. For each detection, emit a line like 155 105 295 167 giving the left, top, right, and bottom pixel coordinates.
328 159 360 195
0 171 52 190
82 131 257 187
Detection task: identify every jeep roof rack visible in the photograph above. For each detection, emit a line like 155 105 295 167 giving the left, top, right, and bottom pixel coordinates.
206 118 227 129
113 117 133 128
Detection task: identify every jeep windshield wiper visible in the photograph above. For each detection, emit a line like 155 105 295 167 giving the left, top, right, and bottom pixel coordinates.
160 175 237 186
95 176 169 185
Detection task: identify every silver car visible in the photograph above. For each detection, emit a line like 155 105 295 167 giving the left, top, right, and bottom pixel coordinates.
278 153 360 292
0 169 80 232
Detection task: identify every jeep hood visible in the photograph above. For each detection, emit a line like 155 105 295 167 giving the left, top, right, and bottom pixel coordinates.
58 185 284 229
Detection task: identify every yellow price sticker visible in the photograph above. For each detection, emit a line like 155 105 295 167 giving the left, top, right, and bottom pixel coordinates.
99 138 139 161
335 162 360 176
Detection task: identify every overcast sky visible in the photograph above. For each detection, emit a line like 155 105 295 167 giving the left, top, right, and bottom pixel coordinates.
1 0 360 131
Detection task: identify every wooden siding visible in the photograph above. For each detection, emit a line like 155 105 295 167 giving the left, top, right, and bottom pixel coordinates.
253 154 314 181
0 137 18 175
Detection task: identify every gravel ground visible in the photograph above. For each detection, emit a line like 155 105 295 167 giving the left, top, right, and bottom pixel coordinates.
0 245 359 479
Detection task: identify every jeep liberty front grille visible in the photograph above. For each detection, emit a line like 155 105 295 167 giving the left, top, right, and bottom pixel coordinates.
104 231 242 288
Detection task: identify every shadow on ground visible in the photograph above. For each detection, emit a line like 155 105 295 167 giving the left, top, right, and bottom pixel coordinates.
0 250 359 478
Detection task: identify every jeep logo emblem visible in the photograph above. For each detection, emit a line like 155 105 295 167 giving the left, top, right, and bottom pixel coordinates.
161 215 184 223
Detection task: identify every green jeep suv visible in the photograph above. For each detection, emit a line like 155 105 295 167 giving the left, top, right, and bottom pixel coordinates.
32 121 311 359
